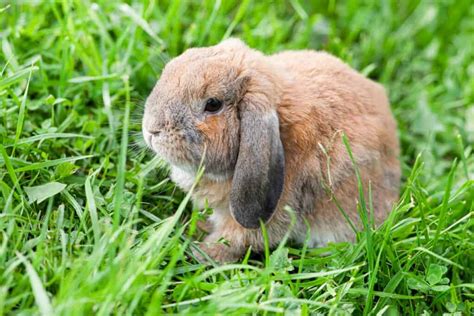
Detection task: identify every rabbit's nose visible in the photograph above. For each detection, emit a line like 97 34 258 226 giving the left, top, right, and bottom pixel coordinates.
143 114 165 136
143 130 151 146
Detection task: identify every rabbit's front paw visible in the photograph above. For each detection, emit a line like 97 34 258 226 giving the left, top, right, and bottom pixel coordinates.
192 235 244 264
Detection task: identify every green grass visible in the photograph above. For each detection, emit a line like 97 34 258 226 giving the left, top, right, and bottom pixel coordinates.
1 0 473 314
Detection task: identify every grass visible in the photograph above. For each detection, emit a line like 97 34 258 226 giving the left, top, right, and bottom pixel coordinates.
0 0 473 314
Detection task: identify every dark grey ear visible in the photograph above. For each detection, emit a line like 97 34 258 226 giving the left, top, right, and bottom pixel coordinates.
230 109 285 229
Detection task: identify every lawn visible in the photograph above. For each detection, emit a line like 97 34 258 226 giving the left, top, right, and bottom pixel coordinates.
0 0 473 315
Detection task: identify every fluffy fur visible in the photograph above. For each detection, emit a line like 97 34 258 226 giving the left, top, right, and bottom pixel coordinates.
142 38 400 263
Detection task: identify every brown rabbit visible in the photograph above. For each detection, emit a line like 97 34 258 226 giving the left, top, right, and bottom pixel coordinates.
142 38 400 263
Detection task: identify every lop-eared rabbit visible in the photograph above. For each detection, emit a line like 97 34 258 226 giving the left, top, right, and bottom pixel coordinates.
142 39 400 263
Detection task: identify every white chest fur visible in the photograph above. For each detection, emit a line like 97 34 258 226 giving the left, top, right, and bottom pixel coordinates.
170 166 232 212
170 166 196 193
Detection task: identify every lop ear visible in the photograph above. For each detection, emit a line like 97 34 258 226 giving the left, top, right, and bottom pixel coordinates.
230 107 285 229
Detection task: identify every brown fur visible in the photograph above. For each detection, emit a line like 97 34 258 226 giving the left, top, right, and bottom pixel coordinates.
143 39 400 263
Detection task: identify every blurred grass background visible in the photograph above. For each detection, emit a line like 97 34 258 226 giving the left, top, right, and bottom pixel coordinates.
0 0 473 315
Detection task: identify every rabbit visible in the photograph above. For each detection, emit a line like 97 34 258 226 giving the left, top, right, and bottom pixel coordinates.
142 38 400 263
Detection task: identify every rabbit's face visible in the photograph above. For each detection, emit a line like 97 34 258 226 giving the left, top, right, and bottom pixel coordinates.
142 51 245 178
144 39 285 229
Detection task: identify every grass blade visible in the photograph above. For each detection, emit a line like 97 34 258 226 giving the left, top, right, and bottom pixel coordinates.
9 133 92 146
14 155 93 172
16 252 54 316
113 76 131 228
13 64 34 149
85 175 100 246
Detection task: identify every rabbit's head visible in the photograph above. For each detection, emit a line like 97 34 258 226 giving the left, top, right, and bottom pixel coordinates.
142 39 285 229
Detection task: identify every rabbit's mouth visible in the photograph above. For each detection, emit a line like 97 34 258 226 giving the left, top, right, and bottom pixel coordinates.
143 128 203 169
142 118 239 180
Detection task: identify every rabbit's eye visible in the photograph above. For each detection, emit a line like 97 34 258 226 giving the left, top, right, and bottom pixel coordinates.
204 98 223 113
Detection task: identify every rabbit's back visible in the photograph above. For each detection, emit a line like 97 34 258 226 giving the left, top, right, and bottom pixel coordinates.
270 50 391 117
268 50 400 245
